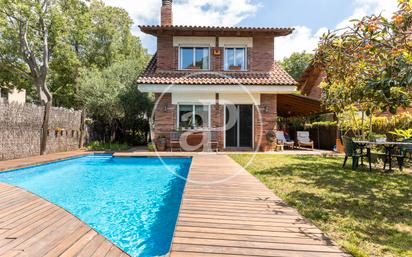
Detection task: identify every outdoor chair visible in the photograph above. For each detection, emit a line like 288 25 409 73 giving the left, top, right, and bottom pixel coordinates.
170 132 181 152
342 136 371 171
297 131 314 150
275 131 294 149
389 139 412 171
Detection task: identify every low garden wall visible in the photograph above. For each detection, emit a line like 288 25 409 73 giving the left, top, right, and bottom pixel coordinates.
0 101 83 161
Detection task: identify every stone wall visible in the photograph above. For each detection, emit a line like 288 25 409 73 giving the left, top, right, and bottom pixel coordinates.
0 101 82 160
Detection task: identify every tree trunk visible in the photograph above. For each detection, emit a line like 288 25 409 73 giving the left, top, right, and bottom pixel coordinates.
40 101 52 155
79 109 86 148
361 110 365 140
369 112 373 138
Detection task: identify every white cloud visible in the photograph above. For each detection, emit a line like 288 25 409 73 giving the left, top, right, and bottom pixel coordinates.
275 26 328 60
275 0 398 60
102 0 399 59
102 0 260 53
173 0 260 26
336 0 398 29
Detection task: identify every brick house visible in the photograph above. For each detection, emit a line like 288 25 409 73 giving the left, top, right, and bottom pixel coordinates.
138 0 320 151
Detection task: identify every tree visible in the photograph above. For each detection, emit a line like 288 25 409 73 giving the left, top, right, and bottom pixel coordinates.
0 0 60 154
315 0 412 136
76 58 151 143
280 51 314 80
50 0 148 108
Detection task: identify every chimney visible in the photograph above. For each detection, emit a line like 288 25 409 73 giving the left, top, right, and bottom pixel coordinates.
161 0 173 26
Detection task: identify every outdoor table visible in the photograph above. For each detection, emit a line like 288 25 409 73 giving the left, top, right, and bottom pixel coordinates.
353 140 412 172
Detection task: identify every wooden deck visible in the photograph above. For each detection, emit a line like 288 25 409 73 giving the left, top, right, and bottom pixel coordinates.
0 150 87 172
0 151 349 257
169 154 349 257
0 183 126 257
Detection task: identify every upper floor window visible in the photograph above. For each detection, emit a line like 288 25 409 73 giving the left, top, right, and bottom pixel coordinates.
179 47 210 70
224 47 247 71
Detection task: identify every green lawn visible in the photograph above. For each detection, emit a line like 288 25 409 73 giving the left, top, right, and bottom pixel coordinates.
230 154 412 257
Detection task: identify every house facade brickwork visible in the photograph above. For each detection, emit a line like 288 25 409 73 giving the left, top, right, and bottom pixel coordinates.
138 0 305 152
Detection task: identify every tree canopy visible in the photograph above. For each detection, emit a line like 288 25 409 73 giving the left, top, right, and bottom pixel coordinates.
315 0 412 115
0 0 148 108
280 51 314 80
0 0 151 145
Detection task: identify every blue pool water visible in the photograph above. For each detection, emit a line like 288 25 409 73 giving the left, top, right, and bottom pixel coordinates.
0 154 191 257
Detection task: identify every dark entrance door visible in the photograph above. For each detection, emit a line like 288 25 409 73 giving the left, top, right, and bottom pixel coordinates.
225 105 253 148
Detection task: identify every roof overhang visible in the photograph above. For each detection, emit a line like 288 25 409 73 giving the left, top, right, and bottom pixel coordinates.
139 25 294 37
277 94 324 117
138 84 297 94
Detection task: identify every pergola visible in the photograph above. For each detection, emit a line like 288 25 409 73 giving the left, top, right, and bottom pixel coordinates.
277 94 325 117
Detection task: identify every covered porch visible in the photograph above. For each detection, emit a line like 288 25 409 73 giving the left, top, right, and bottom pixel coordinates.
152 93 323 152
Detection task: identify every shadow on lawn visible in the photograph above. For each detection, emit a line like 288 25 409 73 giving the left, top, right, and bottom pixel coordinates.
251 155 412 254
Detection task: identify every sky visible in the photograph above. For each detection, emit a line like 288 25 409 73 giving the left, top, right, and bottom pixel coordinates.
102 0 399 60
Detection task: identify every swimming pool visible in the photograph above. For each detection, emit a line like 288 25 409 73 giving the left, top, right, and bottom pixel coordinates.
0 154 191 257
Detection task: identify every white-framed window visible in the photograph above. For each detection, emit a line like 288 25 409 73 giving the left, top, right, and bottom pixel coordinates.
179 47 210 70
224 47 247 71
178 104 210 129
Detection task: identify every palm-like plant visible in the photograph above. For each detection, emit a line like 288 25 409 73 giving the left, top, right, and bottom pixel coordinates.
389 128 412 140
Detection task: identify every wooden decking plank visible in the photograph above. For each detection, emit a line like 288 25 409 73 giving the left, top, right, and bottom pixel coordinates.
172 237 342 252
0 202 52 229
177 217 314 227
173 231 334 246
0 151 125 257
104 245 124 257
170 154 347 257
90 240 113 257
177 221 323 233
12 215 80 251
13 220 86 257
172 244 350 257
76 235 106 257
0 198 43 220
170 252 262 257
47 227 94 257
1 208 64 239
0 212 72 254
178 213 307 223
56 229 97 257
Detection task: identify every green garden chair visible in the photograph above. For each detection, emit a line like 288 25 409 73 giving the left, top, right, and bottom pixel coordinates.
393 139 412 171
342 136 371 171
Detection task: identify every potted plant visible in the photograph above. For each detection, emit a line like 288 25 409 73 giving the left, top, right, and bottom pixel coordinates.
389 129 412 141
187 65 199 70
263 131 276 151
156 135 167 151
229 65 242 71
147 142 155 152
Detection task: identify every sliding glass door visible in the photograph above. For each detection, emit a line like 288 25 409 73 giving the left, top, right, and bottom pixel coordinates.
225 105 253 148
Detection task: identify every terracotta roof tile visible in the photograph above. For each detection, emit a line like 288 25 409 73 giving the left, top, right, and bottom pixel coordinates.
137 53 298 86
139 25 294 36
